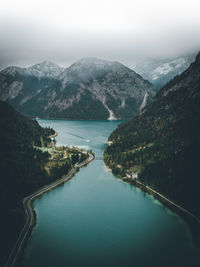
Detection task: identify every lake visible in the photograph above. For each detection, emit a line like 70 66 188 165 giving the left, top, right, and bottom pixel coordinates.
22 120 200 267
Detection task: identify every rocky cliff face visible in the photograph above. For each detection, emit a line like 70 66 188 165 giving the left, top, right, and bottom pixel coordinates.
22 57 156 119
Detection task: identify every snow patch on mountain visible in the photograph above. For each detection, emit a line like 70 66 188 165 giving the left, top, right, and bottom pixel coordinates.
1 66 26 77
108 109 116 120
70 57 117 70
103 103 117 120
27 61 64 79
140 92 148 111
120 99 126 108
20 96 32 105
152 58 186 80
134 52 196 88
8 81 23 99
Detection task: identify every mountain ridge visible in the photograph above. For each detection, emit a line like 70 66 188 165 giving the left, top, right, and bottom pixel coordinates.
21 57 156 120
134 52 197 88
0 61 64 110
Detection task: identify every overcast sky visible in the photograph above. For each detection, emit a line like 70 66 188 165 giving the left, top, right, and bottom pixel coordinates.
0 0 200 69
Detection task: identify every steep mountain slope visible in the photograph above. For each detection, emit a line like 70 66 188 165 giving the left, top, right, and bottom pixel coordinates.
23 57 156 119
0 61 64 111
135 52 196 88
104 52 200 217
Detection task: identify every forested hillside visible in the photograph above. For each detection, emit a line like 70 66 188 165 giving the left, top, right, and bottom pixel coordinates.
104 52 200 218
0 101 55 264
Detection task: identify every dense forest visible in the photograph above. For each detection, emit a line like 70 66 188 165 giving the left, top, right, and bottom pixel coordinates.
104 52 200 218
0 101 86 265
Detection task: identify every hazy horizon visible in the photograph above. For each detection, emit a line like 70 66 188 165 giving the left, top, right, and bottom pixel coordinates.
1 0 200 70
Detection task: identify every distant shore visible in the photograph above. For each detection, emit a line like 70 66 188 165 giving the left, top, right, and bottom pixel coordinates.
35 117 124 122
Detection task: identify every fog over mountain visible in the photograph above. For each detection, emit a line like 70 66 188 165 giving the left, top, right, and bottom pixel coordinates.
134 52 197 88
0 0 200 70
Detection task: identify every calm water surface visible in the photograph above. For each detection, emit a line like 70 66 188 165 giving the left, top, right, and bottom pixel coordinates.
22 120 200 267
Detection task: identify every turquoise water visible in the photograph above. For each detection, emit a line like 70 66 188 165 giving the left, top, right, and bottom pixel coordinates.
22 120 200 267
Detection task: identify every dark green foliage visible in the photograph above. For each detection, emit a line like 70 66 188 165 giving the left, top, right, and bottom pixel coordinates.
0 101 55 264
71 153 79 164
43 90 109 120
49 160 72 180
104 52 200 217
79 152 88 162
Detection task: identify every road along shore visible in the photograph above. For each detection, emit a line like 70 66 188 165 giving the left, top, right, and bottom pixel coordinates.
121 176 200 246
5 152 94 267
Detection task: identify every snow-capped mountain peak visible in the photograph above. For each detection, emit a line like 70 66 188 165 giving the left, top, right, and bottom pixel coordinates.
27 61 64 79
71 57 116 66
134 52 197 88
67 57 124 73
58 57 131 85
0 61 65 107
1 66 26 77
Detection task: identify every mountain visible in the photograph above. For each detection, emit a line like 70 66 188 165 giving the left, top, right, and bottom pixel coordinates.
21 57 156 119
104 51 200 218
0 61 64 111
134 52 196 88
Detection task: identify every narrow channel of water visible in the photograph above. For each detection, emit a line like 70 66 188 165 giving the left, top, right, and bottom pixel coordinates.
22 120 200 267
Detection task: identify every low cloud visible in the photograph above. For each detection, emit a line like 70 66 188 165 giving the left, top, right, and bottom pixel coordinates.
0 0 200 69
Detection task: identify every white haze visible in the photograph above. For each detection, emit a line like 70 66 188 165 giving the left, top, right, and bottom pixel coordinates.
0 0 200 69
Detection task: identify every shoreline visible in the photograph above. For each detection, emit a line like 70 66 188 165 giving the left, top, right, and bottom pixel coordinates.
36 117 124 122
49 132 58 139
103 159 200 246
5 152 94 267
121 176 200 246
